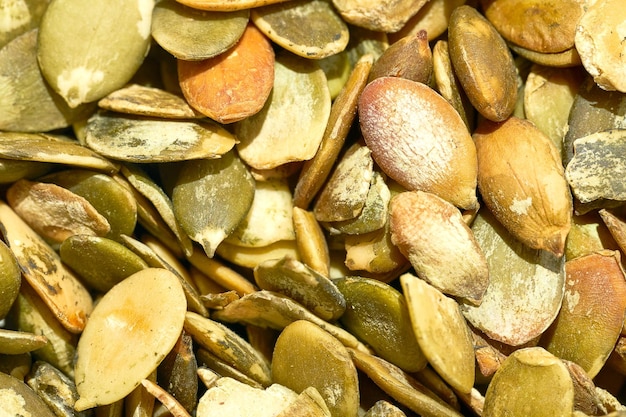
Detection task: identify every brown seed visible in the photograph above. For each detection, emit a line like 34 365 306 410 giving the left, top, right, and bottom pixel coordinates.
178 24 274 124
474 116 572 256
368 31 433 84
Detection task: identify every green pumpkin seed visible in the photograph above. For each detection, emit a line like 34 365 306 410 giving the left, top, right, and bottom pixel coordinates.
335 276 427 373
0 329 47 355
0 159 52 184
224 178 295 248
0 131 118 173
40 169 137 241
59 235 149 293
0 240 21 320
98 83 202 119
0 371 57 417
0 0 49 49
462 208 565 346
318 50 352 99
482 347 574 417
184 312 272 387
272 320 359 417
251 0 349 59
254 255 346 321
0 29 94 132
172 151 255 257
235 51 331 170
85 111 236 163
74 268 187 411
0 201 93 334
37 0 153 107
152 0 249 60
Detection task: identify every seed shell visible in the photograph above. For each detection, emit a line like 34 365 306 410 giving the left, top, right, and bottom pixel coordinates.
251 0 349 59
74 268 187 411
37 0 153 107
152 0 249 60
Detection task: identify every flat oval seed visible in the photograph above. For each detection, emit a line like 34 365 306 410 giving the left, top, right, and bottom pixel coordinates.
0 201 93 334
178 24 274 124
175 0 292 12
335 276 427 372
0 329 47 355
59 235 149 293
332 0 428 32
37 0 153 107
235 51 331 170
251 0 349 59
448 5 517 122
272 320 359 417
0 240 21 320
400 273 475 394
74 268 187 411
85 111 236 163
152 0 249 60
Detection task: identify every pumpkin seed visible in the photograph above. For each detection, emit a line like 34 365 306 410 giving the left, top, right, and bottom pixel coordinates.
400 273 475 393
187 248 257 295
171 151 255 257
388 0 467 43
0 201 93 334
508 42 582 68
368 30 432 84
157 331 198 414
97 83 202 119
26 360 86 417
272 320 359 417
216 239 301 270
152 0 249 61
318 51 351 99
178 23 274 124
332 0 428 32
37 0 153 107
251 0 349 59
0 239 21 320
176 0 292 12
335 276 427 372
196 348 264 389
235 50 331 170
74 268 187 411
85 111 236 163
292 207 331 277
0 329 47 355
0 371 57 417
0 159 52 184
254 255 346 321
0 0 49 49
0 29 94 132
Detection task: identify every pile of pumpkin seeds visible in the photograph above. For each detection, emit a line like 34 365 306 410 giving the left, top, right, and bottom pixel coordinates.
1 0 626 415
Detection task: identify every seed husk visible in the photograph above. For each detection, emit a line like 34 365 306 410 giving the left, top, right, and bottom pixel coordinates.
358 77 478 210
178 23 274 124
272 320 360 417
400 273 475 394
85 111 237 163
482 347 574 417
234 50 331 170
251 0 349 59
171 151 255 258
152 0 249 61
474 116 573 256
541 250 626 378
0 200 93 334
448 5 517 122
254 255 346 321
335 276 427 372
37 0 153 108
74 268 187 411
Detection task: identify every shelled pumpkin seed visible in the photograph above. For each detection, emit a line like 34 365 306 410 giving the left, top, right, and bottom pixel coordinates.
2 0 626 415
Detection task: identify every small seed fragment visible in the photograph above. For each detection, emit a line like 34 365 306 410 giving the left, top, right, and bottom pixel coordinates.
0 372 57 417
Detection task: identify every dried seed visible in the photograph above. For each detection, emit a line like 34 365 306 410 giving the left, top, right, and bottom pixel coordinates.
0 329 47 355
187 248 257 295
566 211 618 261
482 347 574 417
0 240 21 320
178 24 274 124
59 235 149 293
332 0 428 32
448 5 517 122
26 361 85 417
171 151 255 257
235 50 331 170
358 77 478 210
318 51 352 99
541 250 626 378
216 239 300 269
368 31 432 84
141 378 192 417
251 0 349 59
157 331 198 414
0 371 57 417
292 207 331 277
400 273 475 394
272 320 359 417
0 0 48 49
197 348 265 389
0 201 93 334
575 0 626 92
463 208 565 346
474 116 573 256
335 276 427 372
85 111 236 163
74 268 187 411
152 0 249 61
275 386 332 417
389 191 488 304
6 179 111 244
175 0 291 11
0 159 52 184
37 0 153 107
388 0 467 43
254 255 346 321
508 42 582 68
